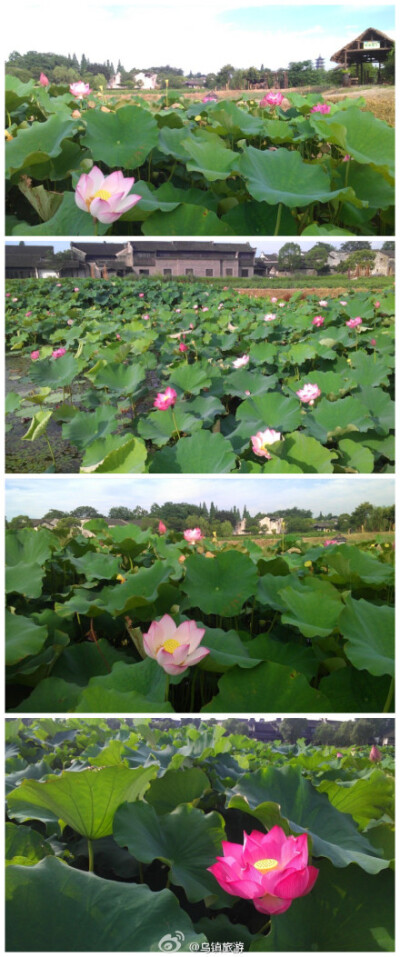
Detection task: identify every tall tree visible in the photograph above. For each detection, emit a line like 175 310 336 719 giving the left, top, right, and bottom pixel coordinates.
278 242 302 271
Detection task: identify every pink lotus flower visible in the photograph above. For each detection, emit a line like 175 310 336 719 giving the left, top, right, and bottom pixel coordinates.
296 383 321 405
143 614 209 675
67 319 74 325
251 429 281 459
25 311 32 317
6 293 10 297
271 297 278 303
153 387 177 411
336 752 343 758
139 293 145 298
232 354 249 369
339 300 347 306
158 521 167 534
75 166 141 224
346 317 362 329
370 338 377 346
202 307 209 312
318 300 328 307
369 745 382 762
179 342 188 352
12 298 18 302
324 539 340 547
56 283 62 287
73 287 79 292
30 350 40 361
116 333 121 339
311 103 331 114
52 347 66 359
208 827 318 916
342 154 351 162
312 315 325 327
184 528 203 543
203 94 218 103
143 314 150 320
70 81 91 97
375 301 380 308
39 73 49 86
260 90 283 107
264 313 276 322
175 308 181 313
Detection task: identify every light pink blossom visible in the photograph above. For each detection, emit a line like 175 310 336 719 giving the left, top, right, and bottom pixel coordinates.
203 94 218 103
336 752 343 758
263 313 276 322
56 283 62 287
271 297 278 303
52 347 66 359
311 103 331 114
116 334 121 339
73 287 79 292
339 300 347 306
30 350 40 361
202 307 209 312
158 521 167 534
175 308 181 313
67 319 74 325
324 539 340 547
6 293 10 297
370 338 376 346
143 314 150 320
342 154 351 162
143 614 209 675
12 298 18 302
318 300 328 307
184 528 203 543
346 317 362 329
312 315 325 327
232 354 249 369
296 383 321 405
139 293 145 298
75 166 141 224
251 429 282 459
39 73 49 86
260 90 283 107
70 81 91 97
25 311 32 317
208 827 318 916
153 387 177 411
375 301 380 308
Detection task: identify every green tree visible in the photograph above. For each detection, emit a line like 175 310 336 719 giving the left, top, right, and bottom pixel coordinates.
304 243 331 273
381 241 395 253
216 64 235 88
43 509 68 520
278 242 302 272
280 718 310 742
336 513 351 531
340 241 371 252
313 722 339 745
351 719 376 746
70 506 103 518
350 502 374 530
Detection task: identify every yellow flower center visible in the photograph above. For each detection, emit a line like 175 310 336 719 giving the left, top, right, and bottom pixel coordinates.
92 189 112 201
253 858 279 873
162 638 181 654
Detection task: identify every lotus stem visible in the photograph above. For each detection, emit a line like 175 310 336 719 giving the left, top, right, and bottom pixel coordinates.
88 838 94 873
274 203 283 236
172 410 180 440
383 677 394 714
45 434 56 468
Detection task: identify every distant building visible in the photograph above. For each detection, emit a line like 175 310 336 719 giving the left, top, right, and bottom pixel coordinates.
315 54 325 69
107 71 122 89
259 516 284 534
330 27 394 84
134 71 158 89
5 243 55 279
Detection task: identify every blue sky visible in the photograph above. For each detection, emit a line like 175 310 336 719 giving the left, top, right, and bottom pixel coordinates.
7 1 395 74
5 476 394 519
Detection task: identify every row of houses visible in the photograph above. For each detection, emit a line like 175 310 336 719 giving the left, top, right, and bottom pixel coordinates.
5 242 394 281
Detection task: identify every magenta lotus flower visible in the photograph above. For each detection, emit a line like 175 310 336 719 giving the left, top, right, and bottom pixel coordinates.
153 387 177 411
39 73 50 86
342 154 351 162
370 338 377 346
203 94 218 102
310 103 331 114
158 521 167 534
143 614 209 675
179 342 188 352
324 539 340 547
296 383 321 405
30 350 40 361
312 315 325 327
346 317 362 329
52 347 66 359
139 293 145 298
208 827 318 916
232 354 249 369
369 745 382 762
251 429 281 459
75 166 141 224
260 90 283 107
336 752 343 758
184 527 203 543
70 81 91 97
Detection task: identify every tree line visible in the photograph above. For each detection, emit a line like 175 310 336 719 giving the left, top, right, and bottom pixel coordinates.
6 501 394 536
275 241 394 276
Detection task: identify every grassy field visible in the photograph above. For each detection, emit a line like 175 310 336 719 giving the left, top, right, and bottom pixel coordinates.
225 531 395 549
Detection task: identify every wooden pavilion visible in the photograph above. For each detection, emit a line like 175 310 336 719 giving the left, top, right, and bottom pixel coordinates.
330 27 394 84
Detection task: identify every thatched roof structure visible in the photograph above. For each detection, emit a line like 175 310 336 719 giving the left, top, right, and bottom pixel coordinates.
331 27 394 67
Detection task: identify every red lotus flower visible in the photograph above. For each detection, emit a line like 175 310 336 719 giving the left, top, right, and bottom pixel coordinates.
208 827 318 915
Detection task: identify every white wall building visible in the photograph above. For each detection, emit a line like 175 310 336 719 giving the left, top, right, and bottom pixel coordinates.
134 72 158 89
